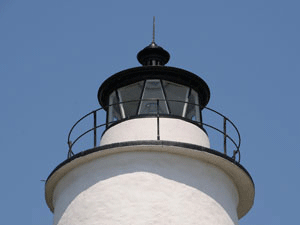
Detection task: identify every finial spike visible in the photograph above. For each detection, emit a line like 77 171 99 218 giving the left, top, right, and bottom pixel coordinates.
152 16 155 43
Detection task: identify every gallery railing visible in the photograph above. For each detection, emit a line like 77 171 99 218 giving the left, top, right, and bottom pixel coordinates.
67 99 241 163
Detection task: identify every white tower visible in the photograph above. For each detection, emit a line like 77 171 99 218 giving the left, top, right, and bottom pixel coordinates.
45 38 254 225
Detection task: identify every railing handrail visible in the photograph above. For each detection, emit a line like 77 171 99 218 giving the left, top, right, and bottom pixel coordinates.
67 99 241 162
204 106 241 149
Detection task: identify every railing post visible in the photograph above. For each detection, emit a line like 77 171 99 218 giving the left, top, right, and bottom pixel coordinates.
68 141 73 159
223 117 227 155
200 110 203 127
93 111 97 148
157 99 160 140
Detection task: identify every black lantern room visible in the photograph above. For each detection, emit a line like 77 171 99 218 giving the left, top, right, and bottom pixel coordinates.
98 41 210 128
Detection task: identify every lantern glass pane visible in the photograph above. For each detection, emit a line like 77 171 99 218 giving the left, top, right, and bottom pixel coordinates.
108 91 122 125
117 81 144 118
138 79 169 115
186 89 200 122
162 80 189 116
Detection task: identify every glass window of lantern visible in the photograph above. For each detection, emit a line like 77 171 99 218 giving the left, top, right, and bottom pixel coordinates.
138 79 169 115
108 91 122 125
162 80 189 116
185 89 201 122
117 81 144 118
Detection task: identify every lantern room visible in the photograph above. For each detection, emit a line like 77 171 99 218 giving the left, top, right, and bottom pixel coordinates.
98 41 210 131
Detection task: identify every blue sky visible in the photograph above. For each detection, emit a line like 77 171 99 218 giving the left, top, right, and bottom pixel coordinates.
1 1 299 224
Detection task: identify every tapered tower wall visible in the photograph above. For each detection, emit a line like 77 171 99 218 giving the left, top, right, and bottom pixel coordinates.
52 150 239 225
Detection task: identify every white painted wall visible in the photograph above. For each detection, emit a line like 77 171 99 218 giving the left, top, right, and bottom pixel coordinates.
52 151 239 225
100 118 210 148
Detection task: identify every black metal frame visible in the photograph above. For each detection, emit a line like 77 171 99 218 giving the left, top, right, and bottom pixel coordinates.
67 99 241 162
98 66 210 110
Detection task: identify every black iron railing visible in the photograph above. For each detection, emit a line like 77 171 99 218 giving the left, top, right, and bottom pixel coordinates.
67 99 241 162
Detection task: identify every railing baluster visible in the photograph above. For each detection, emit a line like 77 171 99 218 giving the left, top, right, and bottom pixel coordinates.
93 111 97 148
157 99 160 140
223 117 227 155
67 141 74 159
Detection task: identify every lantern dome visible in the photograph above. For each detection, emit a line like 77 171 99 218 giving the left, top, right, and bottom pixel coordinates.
137 41 170 66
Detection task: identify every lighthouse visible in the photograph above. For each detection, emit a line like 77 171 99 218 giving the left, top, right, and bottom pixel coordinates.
45 33 254 225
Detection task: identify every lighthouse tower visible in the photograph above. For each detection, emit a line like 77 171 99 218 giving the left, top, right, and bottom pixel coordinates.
45 36 254 225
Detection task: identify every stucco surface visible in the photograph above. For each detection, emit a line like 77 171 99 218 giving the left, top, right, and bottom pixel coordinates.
53 151 238 225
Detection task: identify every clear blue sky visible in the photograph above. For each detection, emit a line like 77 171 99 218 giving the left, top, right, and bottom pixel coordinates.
1 1 299 224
